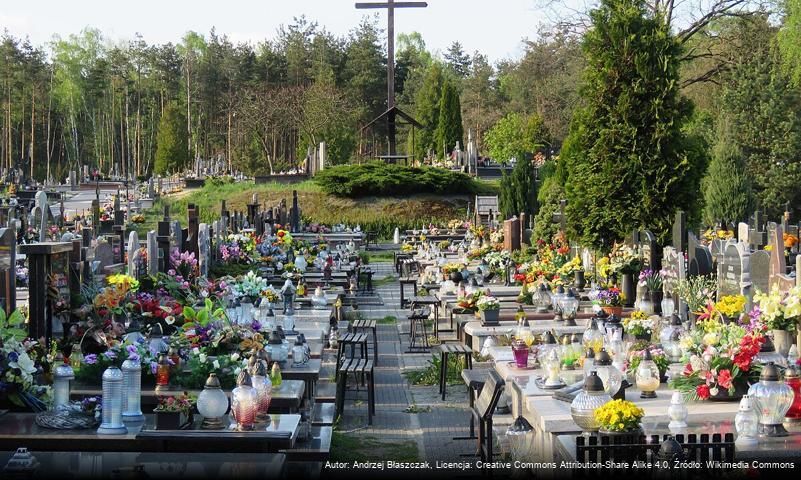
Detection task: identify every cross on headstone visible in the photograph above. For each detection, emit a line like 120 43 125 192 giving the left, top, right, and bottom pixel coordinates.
35 190 48 243
768 222 795 292
672 210 686 253
355 0 427 156
187 204 199 259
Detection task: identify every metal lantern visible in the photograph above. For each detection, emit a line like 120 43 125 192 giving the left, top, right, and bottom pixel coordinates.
97 367 128 435
570 371 611 432
635 350 661 399
665 330 683 364
558 289 580 326
250 361 273 424
594 348 623 398
280 278 296 314
266 331 289 363
667 391 688 431
52 356 74 411
231 370 259 431
537 330 559 363
551 285 566 322
197 373 229 429
735 394 759 447
121 357 144 422
748 362 794 437
533 283 552 313
784 364 801 426
515 313 532 341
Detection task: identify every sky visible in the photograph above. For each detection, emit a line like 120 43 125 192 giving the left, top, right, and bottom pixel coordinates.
0 0 559 62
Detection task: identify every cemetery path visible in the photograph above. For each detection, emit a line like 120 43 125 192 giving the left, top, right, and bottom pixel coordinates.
333 262 501 465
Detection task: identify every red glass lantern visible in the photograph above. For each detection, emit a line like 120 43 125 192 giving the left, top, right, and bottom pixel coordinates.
785 365 801 424
155 353 170 391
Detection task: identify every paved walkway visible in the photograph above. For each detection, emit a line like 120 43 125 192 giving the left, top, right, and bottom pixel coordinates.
332 261 511 464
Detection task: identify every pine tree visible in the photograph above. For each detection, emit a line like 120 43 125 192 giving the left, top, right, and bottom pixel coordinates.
155 103 189 174
435 78 463 155
444 41 471 78
702 116 754 225
563 0 703 248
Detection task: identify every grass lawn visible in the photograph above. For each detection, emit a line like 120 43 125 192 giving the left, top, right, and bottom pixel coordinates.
133 179 494 239
330 430 419 463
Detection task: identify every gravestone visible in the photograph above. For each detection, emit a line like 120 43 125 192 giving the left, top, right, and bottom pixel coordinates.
170 220 183 252
662 246 686 317
710 239 725 266
69 171 77 190
687 232 713 277
147 231 158 276
19 242 73 344
672 211 687 253
718 242 751 299
503 217 521 252
638 230 658 272
290 190 300 233
147 178 155 199
737 222 750 243
94 239 114 273
768 222 795 292
127 231 139 277
198 223 210 277
750 250 771 295
35 190 48 242
157 207 172 274
187 204 199 259
0 227 16 315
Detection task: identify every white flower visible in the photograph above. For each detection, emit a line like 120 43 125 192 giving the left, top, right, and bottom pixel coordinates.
10 352 37 382
231 353 240 361
234 367 241 375
164 316 175 325
199 353 207 364
213 359 220 369
192 347 200 355
710 387 719 396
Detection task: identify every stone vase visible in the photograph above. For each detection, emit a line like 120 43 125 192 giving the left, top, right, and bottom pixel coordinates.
772 329 794 358
621 273 636 308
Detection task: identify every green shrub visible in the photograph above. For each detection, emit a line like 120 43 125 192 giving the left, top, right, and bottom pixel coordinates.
314 162 481 197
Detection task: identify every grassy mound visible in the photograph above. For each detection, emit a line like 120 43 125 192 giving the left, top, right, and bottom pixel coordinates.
135 180 475 239
314 161 487 197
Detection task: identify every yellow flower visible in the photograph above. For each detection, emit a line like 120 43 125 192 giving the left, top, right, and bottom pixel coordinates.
702 332 719 346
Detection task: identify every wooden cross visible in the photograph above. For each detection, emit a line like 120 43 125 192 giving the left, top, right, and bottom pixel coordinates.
355 0 427 155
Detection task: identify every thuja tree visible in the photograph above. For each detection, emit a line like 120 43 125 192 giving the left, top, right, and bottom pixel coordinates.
435 77 464 155
155 103 190 174
702 115 754 225
563 0 703 248
499 156 538 220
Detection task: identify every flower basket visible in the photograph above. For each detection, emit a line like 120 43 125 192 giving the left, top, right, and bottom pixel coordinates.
602 306 623 317
155 410 193 430
707 379 750 402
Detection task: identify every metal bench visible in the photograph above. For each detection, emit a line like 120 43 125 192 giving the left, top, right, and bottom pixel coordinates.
439 343 473 400
351 319 378 364
335 358 376 425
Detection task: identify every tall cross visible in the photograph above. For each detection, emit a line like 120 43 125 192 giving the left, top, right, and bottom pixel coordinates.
355 0 427 156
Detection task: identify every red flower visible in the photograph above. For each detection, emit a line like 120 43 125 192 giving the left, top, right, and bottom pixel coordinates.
277 231 285 238
696 384 711 400
718 369 733 390
683 363 694 376
733 352 752 371
557 245 570 255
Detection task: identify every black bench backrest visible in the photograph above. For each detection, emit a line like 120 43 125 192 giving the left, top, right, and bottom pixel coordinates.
474 369 505 421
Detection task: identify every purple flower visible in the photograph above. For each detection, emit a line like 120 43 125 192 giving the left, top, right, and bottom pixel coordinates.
150 361 158 374
7 351 18 363
102 350 117 361
126 345 140 362
251 320 262 331
85 354 98 365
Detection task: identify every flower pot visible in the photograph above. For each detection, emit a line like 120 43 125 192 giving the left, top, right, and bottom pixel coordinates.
708 379 750 402
480 309 500 326
598 426 643 440
602 306 623 317
155 411 192 430
651 291 663 316
621 273 635 308
633 333 652 342
771 329 793 358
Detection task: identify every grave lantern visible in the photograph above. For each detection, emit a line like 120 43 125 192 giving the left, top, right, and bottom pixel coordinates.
198 373 229 430
52 355 74 410
97 366 127 435
19 242 72 345
749 362 793 437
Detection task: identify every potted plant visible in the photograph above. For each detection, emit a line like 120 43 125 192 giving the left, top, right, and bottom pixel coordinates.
608 243 641 307
154 392 196 430
594 399 644 435
477 295 501 326
596 287 624 317
622 311 655 341
673 275 717 324
714 294 747 324
754 285 799 357
669 315 763 401
638 269 662 314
